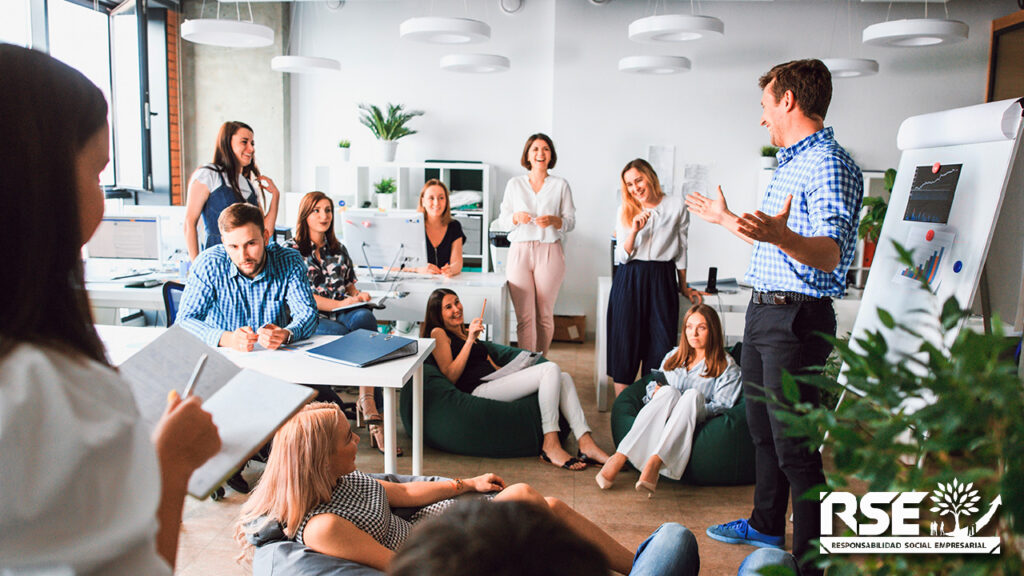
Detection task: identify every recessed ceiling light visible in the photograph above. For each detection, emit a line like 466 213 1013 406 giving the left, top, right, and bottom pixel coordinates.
618 55 691 74
400 17 491 44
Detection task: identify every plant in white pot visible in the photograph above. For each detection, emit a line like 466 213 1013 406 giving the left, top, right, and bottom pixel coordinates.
760 145 779 169
338 139 351 162
374 177 397 210
358 103 424 162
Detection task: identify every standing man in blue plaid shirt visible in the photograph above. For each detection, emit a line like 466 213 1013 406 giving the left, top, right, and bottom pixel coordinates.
687 59 862 576
178 203 318 352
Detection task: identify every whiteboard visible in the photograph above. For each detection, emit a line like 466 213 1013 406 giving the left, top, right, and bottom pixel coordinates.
850 99 1023 367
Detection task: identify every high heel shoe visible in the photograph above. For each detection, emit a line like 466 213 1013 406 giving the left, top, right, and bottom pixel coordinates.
367 422 403 456
356 395 381 429
635 479 657 498
595 472 614 490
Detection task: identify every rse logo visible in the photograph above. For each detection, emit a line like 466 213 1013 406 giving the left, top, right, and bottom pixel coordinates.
821 492 928 536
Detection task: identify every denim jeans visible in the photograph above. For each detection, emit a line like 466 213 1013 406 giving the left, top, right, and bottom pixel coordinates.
630 523 699 576
737 548 800 576
316 308 377 336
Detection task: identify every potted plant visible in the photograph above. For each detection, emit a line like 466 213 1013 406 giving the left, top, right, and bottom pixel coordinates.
338 139 351 162
760 145 780 169
374 177 397 210
858 168 895 268
358 103 424 162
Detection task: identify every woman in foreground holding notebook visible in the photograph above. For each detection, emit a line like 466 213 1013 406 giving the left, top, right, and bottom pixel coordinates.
421 289 609 470
236 402 635 574
284 191 398 456
0 45 220 574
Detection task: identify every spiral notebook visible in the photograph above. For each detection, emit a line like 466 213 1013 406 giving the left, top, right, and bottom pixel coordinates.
305 329 418 367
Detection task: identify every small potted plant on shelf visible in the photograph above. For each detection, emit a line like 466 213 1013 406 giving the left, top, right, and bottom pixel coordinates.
358 102 424 162
374 177 397 210
338 139 351 162
858 168 895 268
760 145 779 169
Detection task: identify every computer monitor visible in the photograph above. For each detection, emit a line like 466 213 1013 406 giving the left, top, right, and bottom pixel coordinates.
340 209 427 279
87 216 162 260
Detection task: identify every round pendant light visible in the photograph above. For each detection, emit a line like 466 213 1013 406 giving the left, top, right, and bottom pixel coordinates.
618 55 691 75
271 55 340 74
440 53 510 73
862 18 968 47
181 19 274 48
822 58 879 79
629 14 724 43
400 17 491 44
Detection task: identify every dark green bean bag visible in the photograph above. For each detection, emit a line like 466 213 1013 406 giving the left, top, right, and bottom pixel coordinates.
400 342 565 458
610 350 756 486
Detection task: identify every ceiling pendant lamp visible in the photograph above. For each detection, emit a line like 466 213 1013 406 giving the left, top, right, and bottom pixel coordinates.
628 14 724 43
618 55 691 75
400 17 490 44
440 53 510 73
822 58 879 78
862 18 968 47
181 0 273 48
271 3 339 74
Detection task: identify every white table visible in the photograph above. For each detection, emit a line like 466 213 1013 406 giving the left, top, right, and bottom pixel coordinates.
88 270 510 345
594 275 861 411
97 325 434 475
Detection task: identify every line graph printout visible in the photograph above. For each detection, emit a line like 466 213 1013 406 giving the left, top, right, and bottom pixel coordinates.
903 164 963 224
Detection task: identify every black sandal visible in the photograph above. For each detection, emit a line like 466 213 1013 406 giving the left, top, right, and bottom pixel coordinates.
540 452 587 471
577 450 604 466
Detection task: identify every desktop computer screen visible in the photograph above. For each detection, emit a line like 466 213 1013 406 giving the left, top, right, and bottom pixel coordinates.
87 216 162 260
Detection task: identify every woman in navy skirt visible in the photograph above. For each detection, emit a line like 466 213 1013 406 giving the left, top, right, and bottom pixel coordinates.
608 159 702 397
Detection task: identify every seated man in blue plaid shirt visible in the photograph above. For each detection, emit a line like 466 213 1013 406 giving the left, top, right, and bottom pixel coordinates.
178 202 318 352
686 59 862 576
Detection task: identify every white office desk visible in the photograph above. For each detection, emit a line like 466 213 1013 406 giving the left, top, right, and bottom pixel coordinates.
357 271 510 344
96 325 434 475
594 275 861 412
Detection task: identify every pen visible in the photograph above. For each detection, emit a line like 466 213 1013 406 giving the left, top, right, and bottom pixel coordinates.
183 354 208 398
481 298 487 319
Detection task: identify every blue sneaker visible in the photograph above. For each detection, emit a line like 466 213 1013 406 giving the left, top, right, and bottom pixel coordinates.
706 519 784 549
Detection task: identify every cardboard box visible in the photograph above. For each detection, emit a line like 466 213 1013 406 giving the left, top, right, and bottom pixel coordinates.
552 315 586 343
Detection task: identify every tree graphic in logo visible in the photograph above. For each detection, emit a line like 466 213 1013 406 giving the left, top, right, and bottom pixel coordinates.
929 478 981 535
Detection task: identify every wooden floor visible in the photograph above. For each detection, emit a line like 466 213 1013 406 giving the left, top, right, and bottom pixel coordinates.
174 341 787 576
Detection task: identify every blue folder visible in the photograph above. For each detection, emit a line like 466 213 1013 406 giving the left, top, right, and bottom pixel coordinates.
305 329 418 367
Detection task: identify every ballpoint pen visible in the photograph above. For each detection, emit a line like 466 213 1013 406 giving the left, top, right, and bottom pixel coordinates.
183 353 208 398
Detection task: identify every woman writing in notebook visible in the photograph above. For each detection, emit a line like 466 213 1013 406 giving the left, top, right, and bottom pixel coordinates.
421 289 609 471
184 120 281 260
607 159 702 398
416 179 464 276
235 402 635 573
284 191 397 456
596 304 741 496
0 45 220 574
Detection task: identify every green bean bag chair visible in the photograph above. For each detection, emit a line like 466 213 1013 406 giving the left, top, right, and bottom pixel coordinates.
610 347 756 486
400 342 566 458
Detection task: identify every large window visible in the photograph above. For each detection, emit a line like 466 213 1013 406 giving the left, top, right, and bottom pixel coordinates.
0 0 31 47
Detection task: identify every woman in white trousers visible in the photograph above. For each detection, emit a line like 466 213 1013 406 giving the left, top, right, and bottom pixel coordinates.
597 304 742 495
497 133 575 356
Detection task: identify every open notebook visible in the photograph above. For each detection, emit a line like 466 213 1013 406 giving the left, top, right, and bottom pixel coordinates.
118 326 316 499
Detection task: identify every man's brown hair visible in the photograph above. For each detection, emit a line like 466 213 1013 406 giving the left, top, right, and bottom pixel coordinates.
759 59 832 122
218 202 264 234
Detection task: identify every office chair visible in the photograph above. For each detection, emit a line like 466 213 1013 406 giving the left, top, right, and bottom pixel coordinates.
162 281 185 326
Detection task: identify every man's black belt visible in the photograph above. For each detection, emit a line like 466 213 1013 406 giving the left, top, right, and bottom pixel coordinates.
751 291 831 305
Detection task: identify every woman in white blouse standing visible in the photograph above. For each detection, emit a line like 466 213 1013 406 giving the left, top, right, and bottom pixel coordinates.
608 159 702 398
497 133 575 356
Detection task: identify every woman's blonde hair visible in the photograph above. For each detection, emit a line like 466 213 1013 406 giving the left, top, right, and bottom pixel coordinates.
619 158 663 229
662 304 728 378
417 178 453 226
235 402 343 564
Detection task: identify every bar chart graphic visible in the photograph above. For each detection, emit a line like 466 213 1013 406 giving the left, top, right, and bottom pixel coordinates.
903 164 963 224
900 245 945 284
892 229 956 294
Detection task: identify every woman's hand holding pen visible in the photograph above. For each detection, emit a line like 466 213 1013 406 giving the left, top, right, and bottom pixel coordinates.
533 215 562 229
466 317 485 343
512 211 533 225
153 391 220 482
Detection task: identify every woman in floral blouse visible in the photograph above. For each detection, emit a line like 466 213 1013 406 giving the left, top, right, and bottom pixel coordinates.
285 191 398 456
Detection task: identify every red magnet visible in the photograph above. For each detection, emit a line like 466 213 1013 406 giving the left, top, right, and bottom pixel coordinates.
932 162 941 174
926 229 935 241
363 221 372 228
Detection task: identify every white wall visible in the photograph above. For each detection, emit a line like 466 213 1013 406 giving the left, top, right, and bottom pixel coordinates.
286 0 1019 335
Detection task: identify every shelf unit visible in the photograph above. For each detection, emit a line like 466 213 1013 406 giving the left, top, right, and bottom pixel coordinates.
314 161 495 271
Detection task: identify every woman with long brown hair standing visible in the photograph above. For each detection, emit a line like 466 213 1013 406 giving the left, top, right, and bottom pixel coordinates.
184 120 281 260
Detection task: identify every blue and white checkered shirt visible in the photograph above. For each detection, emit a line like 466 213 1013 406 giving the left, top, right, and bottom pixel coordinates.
744 127 863 298
177 242 318 347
